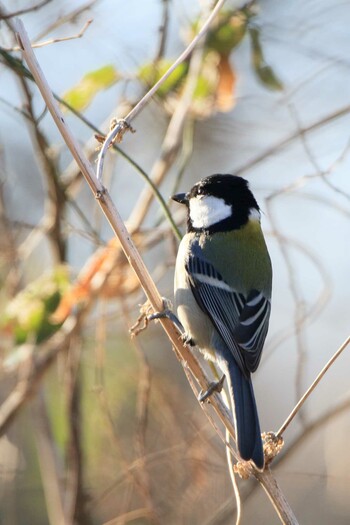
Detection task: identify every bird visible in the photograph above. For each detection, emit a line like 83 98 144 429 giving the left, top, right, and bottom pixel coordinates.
172 174 272 469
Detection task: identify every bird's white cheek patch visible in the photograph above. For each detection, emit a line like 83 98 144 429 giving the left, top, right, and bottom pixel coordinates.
189 195 232 228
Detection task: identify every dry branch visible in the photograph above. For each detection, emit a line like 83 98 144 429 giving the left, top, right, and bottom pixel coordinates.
0 314 82 436
4 19 92 51
96 0 227 182
0 0 52 19
32 393 68 525
277 334 350 437
126 39 203 231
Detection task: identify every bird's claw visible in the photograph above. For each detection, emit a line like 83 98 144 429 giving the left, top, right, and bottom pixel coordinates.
180 332 195 346
147 298 185 334
135 299 196 348
198 374 226 403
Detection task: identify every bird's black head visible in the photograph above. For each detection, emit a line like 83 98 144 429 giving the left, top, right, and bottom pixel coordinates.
172 174 260 233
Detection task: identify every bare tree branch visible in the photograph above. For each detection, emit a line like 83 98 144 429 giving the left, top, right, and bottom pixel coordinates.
32 392 68 525
277 335 350 437
5 19 93 51
0 0 53 19
0 314 83 437
34 0 98 41
126 31 203 231
96 0 227 182
154 0 170 63
235 104 350 176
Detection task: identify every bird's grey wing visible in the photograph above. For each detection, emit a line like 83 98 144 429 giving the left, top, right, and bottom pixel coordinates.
233 289 271 372
186 240 270 375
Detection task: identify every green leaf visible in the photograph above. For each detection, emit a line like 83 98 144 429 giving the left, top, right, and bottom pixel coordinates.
254 64 283 91
205 11 248 55
3 266 69 344
194 74 214 100
249 28 283 91
84 65 119 87
138 59 189 98
192 52 218 101
62 65 121 111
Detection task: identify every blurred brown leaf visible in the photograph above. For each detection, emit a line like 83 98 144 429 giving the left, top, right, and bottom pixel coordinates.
216 54 237 112
52 239 140 323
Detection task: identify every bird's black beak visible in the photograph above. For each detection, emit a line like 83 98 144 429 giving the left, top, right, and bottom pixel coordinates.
171 192 188 205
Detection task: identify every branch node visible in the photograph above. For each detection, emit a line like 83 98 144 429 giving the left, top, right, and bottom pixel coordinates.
96 119 135 182
109 118 135 144
95 187 106 200
233 460 252 480
263 432 284 465
16 32 25 50
129 301 153 337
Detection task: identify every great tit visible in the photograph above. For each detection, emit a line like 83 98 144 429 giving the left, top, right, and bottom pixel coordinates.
172 174 272 469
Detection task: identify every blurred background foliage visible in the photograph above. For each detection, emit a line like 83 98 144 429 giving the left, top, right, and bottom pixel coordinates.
0 1 350 524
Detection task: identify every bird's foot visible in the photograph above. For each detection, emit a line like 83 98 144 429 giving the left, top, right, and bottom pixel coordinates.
180 332 195 347
198 374 226 403
147 297 185 334
130 298 196 348
130 298 180 337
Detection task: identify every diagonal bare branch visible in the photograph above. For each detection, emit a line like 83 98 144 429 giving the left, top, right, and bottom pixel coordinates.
277 335 350 437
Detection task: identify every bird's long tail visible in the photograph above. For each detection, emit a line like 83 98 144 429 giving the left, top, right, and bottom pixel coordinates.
223 355 264 469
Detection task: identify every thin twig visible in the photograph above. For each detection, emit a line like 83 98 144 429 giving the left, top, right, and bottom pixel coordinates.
0 315 83 437
16 20 299 525
18 77 67 262
279 395 350 465
6 19 93 51
0 44 181 239
1 8 67 264
0 159 21 295
265 199 308 425
121 302 161 525
226 426 242 524
16 27 103 198
34 0 98 41
102 507 154 525
124 0 225 123
33 19 93 48
0 216 130 436
126 35 203 231
154 0 170 62
91 442 186 507
32 392 68 525
235 104 350 176
64 335 90 524
58 105 181 239
95 367 161 524
262 222 331 368
96 0 227 182
211 393 350 525
277 335 350 437
288 102 350 205
0 0 52 19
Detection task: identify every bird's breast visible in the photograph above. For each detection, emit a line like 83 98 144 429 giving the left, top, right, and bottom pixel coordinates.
174 235 214 356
